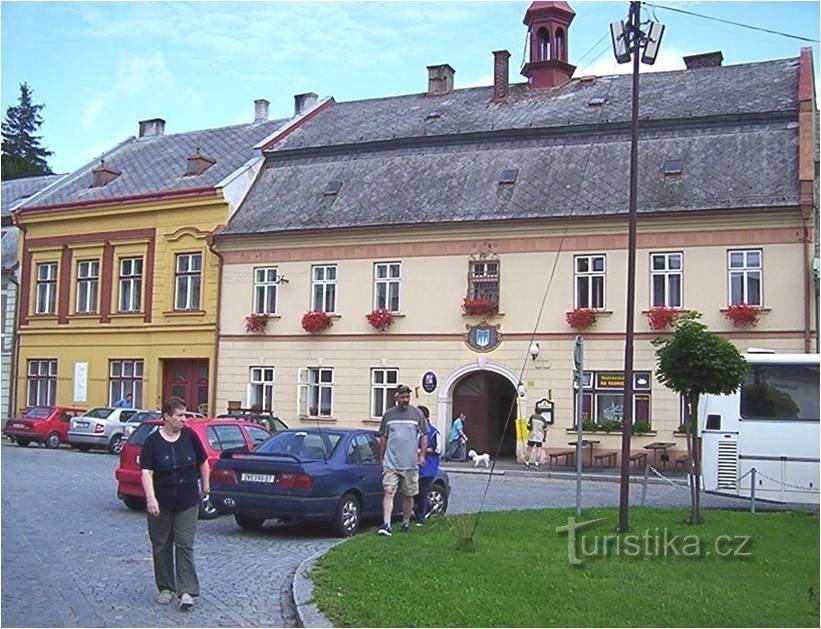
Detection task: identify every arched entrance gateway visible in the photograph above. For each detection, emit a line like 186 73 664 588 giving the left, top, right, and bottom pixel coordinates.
439 362 523 460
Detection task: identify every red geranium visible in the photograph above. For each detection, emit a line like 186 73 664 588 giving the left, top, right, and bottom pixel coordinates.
366 308 394 331
462 296 498 317
566 308 596 330
646 306 679 331
724 303 761 327
301 310 333 333
245 313 270 334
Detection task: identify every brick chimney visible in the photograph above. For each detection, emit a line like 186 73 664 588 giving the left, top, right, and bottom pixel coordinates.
492 50 511 102
294 93 318 116
683 51 723 69
427 64 455 96
254 99 269 122
521 1 576 89
138 118 166 137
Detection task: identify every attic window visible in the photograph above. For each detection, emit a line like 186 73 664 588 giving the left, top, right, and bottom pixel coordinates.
324 180 343 195
426 107 445 119
499 169 519 185
185 148 216 177
588 96 606 107
90 159 121 188
663 159 683 175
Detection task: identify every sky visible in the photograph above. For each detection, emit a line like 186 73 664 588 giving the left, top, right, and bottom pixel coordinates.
1 0 819 174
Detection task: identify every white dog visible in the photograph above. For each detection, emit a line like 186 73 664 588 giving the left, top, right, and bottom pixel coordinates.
468 449 490 468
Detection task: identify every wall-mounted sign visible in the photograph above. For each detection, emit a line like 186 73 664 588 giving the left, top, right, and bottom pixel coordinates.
421 371 438 393
464 322 502 353
597 372 625 389
535 398 555 424
73 362 88 402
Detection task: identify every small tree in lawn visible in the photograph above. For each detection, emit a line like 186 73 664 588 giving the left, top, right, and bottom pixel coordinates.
652 310 747 524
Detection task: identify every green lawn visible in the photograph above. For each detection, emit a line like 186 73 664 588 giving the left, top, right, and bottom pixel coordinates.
311 508 819 627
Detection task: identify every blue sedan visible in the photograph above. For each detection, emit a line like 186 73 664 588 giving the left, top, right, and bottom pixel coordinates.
210 428 450 537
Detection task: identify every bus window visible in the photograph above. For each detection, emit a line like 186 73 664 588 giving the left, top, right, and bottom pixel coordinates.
740 363 820 421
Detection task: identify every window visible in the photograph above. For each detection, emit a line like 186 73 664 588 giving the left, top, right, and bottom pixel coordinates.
35 262 58 314
374 262 401 312
76 260 100 314
175 252 202 310
663 160 683 175
109 359 144 408
728 249 762 306
347 433 380 464
253 267 279 314
118 257 143 312
468 260 499 304
499 169 519 184
298 367 334 417
248 367 275 412
371 368 399 418
206 424 246 451
311 265 337 313
740 363 819 421
650 252 682 308
575 255 605 309
246 425 271 447
573 370 652 428
26 359 57 406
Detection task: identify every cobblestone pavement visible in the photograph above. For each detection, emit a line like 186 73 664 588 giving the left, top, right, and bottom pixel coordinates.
1 442 802 628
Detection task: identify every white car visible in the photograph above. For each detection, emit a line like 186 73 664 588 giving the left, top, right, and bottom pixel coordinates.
122 410 204 440
68 407 152 455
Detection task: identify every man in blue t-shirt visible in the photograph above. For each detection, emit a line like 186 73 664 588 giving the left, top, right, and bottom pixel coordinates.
443 412 467 461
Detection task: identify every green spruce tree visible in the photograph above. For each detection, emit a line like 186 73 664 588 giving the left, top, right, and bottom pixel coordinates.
2 83 54 180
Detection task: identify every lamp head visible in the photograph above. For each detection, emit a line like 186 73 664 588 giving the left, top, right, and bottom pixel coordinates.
529 342 540 360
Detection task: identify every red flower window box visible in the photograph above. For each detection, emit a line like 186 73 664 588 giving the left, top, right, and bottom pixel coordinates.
245 313 270 334
724 303 761 327
366 308 394 331
646 306 679 331
301 310 333 334
566 308 597 330
462 297 498 317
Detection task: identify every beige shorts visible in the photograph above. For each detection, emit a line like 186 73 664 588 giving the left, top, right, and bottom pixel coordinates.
382 468 419 496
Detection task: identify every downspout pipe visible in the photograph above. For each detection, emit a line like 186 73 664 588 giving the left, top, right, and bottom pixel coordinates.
207 226 225 418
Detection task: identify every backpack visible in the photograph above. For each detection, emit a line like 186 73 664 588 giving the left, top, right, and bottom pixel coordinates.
431 427 443 455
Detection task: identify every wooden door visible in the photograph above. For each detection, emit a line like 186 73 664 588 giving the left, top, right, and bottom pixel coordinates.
163 359 209 414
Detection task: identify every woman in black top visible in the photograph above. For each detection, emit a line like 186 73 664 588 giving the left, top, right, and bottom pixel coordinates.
140 397 209 610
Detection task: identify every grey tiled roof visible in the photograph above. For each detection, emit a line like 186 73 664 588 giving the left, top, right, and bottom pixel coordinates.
25 119 289 208
224 57 801 236
2 227 19 271
1 174 62 215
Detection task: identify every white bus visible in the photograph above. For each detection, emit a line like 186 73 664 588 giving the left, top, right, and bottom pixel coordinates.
699 352 820 505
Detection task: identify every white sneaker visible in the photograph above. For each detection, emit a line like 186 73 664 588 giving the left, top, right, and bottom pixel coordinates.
156 590 174 605
179 593 195 610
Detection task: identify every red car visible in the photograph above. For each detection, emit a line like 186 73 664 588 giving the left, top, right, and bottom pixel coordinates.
4 406 88 449
114 417 280 519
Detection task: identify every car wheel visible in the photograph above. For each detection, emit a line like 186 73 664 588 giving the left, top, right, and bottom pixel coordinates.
332 493 361 538
16 439 30 447
234 514 265 531
198 496 219 520
44 432 61 449
108 434 124 455
122 495 145 511
427 482 448 518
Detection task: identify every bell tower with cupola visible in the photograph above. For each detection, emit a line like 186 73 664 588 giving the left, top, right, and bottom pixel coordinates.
521 1 576 89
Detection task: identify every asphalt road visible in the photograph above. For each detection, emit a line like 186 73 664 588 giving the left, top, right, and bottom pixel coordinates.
0 440 794 628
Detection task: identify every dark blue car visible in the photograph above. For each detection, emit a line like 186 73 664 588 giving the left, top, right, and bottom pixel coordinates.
210 428 450 537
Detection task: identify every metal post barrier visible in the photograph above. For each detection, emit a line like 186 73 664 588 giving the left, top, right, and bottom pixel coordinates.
750 467 756 514
640 461 649 506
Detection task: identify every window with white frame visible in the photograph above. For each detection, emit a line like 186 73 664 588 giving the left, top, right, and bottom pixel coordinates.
574 255 606 309
371 368 399 417
35 262 58 314
468 260 499 304
118 257 143 312
76 260 100 314
311 265 337 313
728 249 762 306
248 367 275 411
374 262 401 312
175 252 202 310
109 359 144 407
253 267 279 314
650 252 682 308
26 359 57 406
298 367 334 417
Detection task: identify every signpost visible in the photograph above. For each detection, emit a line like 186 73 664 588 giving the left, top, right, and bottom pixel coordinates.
574 335 584 517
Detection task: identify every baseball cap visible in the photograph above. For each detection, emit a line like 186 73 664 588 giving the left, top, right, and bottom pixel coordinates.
395 384 412 395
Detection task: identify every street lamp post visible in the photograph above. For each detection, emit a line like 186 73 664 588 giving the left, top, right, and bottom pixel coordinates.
610 1 664 532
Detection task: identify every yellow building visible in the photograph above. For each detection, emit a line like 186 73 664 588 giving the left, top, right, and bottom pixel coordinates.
12 98 327 417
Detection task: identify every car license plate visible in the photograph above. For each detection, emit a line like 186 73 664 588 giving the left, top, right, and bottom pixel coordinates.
12 423 25 429
241 473 277 484
76 421 88 427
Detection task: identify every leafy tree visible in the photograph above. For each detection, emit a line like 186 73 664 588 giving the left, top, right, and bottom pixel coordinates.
1 83 53 180
653 311 748 524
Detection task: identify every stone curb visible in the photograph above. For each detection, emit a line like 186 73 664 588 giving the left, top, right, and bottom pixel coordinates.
293 541 344 628
440 464 681 485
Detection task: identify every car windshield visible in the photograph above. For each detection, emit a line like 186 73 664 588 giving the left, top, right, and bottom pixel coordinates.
84 407 115 419
23 407 52 419
130 423 160 446
255 430 342 460
127 412 161 423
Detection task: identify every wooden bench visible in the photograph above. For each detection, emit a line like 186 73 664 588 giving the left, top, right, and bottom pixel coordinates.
674 454 689 470
548 450 575 468
593 452 617 468
629 452 647 469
